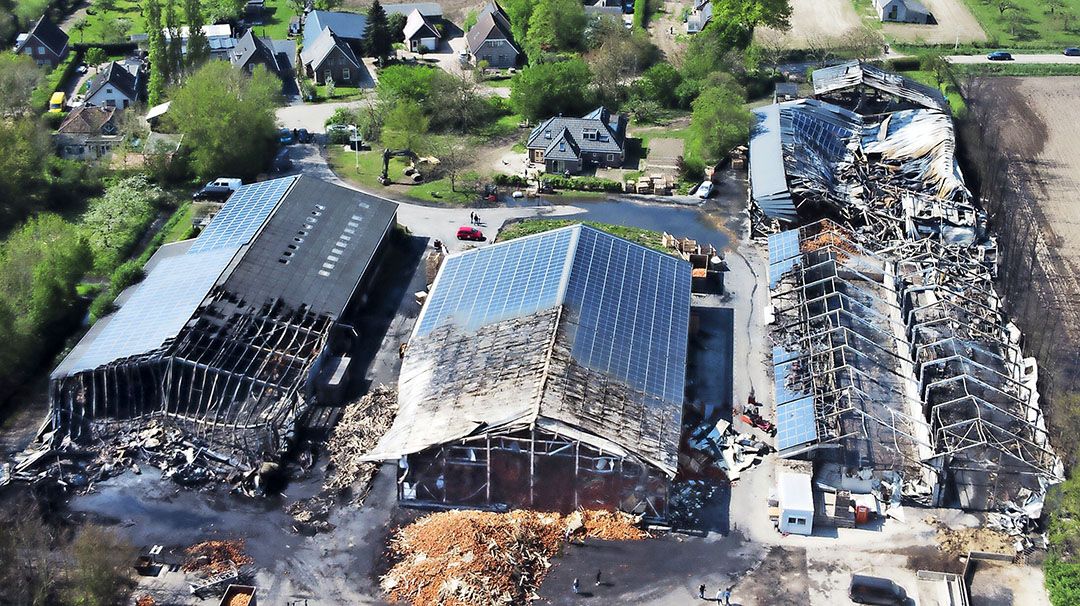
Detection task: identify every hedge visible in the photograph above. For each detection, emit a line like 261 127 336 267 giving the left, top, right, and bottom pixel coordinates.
544 174 623 192
493 173 529 187
30 50 81 111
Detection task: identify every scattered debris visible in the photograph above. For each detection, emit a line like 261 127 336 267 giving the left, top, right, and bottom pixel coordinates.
183 539 254 575
136 595 156 606
382 509 646 606
930 518 1014 556
324 386 398 496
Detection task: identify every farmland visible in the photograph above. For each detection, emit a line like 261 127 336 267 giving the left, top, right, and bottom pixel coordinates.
959 0 1080 48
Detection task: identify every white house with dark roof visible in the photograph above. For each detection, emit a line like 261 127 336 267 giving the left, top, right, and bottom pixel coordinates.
54 106 123 160
14 15 69 67
300 28 361 85
874 0 932 24
526 107 628 174
85 61 141 109
686 0 713 33
403 8 441 51
465 1 519 68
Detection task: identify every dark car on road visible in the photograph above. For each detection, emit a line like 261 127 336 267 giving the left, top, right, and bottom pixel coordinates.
987 51 1013 61
849 575 908 605
1066 47 1080 56
278 128 295 145
296 128 313 143
456 226 485 241
192 183 233 201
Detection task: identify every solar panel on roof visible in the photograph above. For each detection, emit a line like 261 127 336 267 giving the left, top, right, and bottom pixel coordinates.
188 177 296 254
563 226 690 404
777 397 817 451
413 227 574 336
59 248 236 374
767 229 801 288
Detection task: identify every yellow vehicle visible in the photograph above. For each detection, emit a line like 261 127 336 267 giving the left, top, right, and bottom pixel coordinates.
48 91 65 113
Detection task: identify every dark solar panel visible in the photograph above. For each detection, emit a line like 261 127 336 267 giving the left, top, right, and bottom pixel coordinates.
563 226 690 404
188 176 297 253
773 356 819 451
414 227 574 336
768 229 801 288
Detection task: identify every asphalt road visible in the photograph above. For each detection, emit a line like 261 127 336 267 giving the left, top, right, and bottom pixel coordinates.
947 54 1080 64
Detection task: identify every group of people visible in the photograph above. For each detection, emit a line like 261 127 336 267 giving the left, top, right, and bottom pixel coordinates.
469 212 482 225
700 584 732 604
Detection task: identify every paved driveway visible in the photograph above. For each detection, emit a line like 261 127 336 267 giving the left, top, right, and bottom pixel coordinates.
276 101 362 132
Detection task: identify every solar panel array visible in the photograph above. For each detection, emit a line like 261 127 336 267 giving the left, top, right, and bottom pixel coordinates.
414 227 575 336
414 225 691 404
773 348 819 451
188 176 296 253
563 226 690 404
788 109 853 160
60 248 237 374
767 229 802 288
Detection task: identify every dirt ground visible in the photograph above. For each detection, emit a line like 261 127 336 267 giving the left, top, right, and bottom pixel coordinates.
755 0 863 49
645 138 685 175
650 0 689 63
881 0 987 44
969 77 1080 331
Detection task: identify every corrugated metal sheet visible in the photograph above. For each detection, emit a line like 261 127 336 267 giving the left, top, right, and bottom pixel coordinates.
812 60 948 113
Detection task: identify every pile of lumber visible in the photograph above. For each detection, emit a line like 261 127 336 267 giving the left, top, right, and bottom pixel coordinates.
182 539 253 574
324 386 398 498
382 509 646 606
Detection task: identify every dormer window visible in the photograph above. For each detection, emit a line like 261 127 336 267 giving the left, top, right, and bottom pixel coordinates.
583 129 597 141
544 130 551 139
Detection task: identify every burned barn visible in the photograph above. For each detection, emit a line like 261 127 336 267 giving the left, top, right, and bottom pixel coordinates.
767 221 1060 510
48 175 397 467
364 225 691 520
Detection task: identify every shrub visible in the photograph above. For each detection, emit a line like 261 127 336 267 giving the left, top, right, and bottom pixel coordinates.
493 173 529 187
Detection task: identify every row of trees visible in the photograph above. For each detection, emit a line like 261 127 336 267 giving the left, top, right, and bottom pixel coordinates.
145 0 213 105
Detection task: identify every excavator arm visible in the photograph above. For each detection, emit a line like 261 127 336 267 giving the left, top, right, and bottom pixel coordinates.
379 148 420 185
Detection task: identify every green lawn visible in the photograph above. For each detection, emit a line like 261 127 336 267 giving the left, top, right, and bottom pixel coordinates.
314 84 366 102
77 0 296 43
959 0 1080 48
897 69 968 118
327 145 480 204
497 219 669 252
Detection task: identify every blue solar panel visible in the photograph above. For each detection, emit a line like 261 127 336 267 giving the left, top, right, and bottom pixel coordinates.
768 229 802 288
188 177 297 253
414 227 574 336
773 353 818 451
58 248 236 374
777 397 818 451
563 226 691 404
414 225 691 404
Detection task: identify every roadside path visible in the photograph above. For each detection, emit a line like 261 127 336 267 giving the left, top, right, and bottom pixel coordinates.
947 54 1080 64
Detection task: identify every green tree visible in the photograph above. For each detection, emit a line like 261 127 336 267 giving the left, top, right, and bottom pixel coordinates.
686 76 752 165
0 118 49 224
376 64 440 104
382 99 429 150
65 526 136 606
0 499 55 606
165 0 184 81
500 0 534 45
364 0 392 59
509 58 594 122
0 53 43 116
84 47 107 71
167 61 281 179
81 176 161 274
463 9 477 31
185 0 211 69
203 0 246 21
388 11 407 41
636 62 681 108
525 0 586 61
102 17 133 43
145 0 167 104
313 0 343 9
72 17 89 43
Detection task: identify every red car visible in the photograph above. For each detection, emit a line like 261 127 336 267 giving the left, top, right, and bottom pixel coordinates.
457 226 485 241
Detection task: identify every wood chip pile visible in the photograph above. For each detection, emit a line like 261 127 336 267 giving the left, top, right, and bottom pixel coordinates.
225 594 252 606
324 386 398 497
135 595 156 606
933 523 1014 556
182 539 254 574
382 509 647 606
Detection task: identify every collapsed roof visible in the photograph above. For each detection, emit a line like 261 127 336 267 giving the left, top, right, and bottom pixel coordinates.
812 60 948 114
767 221 1061 509
365 225 691 476
749 98 982 244
49 176 397 463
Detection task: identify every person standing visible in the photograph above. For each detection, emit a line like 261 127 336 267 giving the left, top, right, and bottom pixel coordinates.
721 588 732 605
595 570 602 586
573 578 580 595
699 584 706 599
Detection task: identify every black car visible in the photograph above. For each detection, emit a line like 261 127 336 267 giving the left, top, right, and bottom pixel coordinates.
296 128 313 143
849 575 908 606
192 183 233 201
987 51 1013 61
1065 47 1080 56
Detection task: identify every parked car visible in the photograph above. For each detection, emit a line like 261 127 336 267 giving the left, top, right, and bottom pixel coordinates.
849 575 908 605
278 128 295 145
1065 47 1080 56
296 128 313 143
273 148 293 172
987 51 1013 61
75 63 88 74
456 226 485 241
192 178 242 200
48 91 65 113
697 180 714 199
326 123 351 144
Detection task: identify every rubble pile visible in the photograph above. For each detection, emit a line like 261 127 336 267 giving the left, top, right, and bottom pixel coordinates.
286 495 334 534
135 595 156 606
382 509 646 606
324 386 398 497
931 520 1014 556
182 539 254 574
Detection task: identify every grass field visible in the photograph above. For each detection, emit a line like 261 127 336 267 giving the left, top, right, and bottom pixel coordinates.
80 0 294 43
959 0 1080 48
496 219 668 251
327 145 479 204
